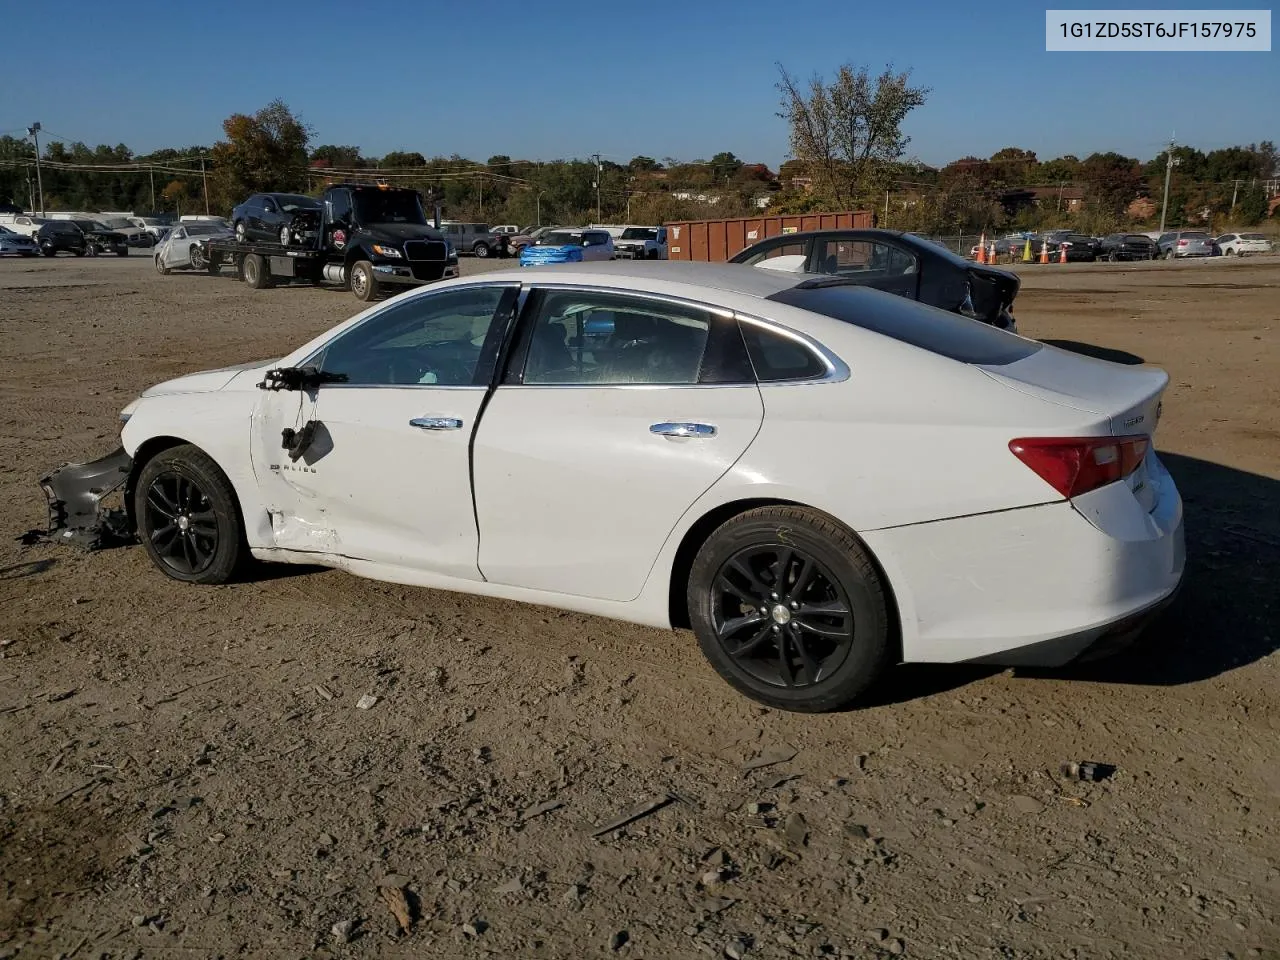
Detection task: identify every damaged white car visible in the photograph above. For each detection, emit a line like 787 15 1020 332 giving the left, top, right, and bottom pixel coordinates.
153 221 233 273
41 263 1185 711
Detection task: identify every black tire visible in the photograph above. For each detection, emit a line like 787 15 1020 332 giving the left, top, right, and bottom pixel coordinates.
687 506 891 712
155 256 170 276
349 260 378 301
473 242 489 258
242 253 271 289
206 252 221 275
81 245 94 257
41 244 56 257
116 247 128 257
1164 248 1175 260
189 244 206 270
1107 251 1118 262
133 444 244 585
234 221 247 243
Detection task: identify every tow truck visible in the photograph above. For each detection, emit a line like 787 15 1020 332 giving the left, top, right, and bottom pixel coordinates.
204 182 458 301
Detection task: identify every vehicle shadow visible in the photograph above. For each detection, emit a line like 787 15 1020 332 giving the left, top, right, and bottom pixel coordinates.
1040 340 1146 366
0 558 56 581
1021 452 1279 687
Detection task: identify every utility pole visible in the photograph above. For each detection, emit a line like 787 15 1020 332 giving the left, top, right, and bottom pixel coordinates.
1158 137 1179 233
479 176 483 217
1230 179 1241 216
200 156 210 215
149 167 156 212
27 123 44 216
884 189 889 227
592 153 602 223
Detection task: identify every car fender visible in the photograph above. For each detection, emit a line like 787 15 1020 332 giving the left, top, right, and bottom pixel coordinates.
121 386 272 546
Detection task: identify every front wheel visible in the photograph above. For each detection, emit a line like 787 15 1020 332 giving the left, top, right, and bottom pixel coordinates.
155 256 170 276
134 444 244 584
279 225 292 246
1107 251 1118 262
41 244 57 257
234 221 247 243
349 260 378 301
189 244 206 270
473 242 490 258
687 506 891 712
1164 249 1175 260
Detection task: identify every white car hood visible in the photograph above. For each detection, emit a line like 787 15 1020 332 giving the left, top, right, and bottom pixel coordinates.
140 359 277 397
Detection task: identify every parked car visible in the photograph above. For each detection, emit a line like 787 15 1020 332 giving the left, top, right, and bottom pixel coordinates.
43 262 1183 712
153 222 235 273
1213 232 1272 257
1099 233 1160 261
1039 231 1098 261
35 220 89 256
97 216 154 248
0 225 39 256
730 229 1019 330
1157 230 1214 259
0 213 48 237
438 222 506 258
72 220 130 256
507 225 561 255
525 228 614 263
613 226 668 260
490 224 521 235
229 194 321 244
128 215 176 242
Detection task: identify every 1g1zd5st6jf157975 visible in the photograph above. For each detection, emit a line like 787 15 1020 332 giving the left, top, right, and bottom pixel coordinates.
40 262 1184 712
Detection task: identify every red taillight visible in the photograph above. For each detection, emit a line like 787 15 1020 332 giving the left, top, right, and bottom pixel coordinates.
1009 436 1150 499
1177 239 1188 246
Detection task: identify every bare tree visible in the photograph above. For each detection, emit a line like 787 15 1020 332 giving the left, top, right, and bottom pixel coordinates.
777 64 929 208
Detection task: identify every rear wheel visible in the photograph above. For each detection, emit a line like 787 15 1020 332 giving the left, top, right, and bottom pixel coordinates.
134 444 244 585
473 242 489 258
349 260 378 301
1164 248 1175 260
242 253 271 289
1235 248 1245 257
687 506 891 712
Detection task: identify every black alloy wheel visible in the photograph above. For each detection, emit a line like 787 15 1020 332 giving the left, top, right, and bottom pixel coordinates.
687 506 891 712
143 472 219 577
711 544 854 688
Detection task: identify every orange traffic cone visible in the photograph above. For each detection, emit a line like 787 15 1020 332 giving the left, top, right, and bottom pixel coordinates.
1039 239 1049 264
1059 243 1068 264
977 233 987 263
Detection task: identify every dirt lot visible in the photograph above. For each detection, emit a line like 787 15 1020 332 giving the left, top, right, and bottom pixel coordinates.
1 252 1277 960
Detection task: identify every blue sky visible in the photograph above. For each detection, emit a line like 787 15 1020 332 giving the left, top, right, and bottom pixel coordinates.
3 0 1274 169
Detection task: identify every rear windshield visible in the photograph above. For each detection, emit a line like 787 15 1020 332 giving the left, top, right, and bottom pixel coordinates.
767 284 1041 366
1241 233 1267 240
1181 232 1210 239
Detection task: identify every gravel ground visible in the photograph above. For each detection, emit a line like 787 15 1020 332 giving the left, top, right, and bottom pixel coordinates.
1 252 1277 960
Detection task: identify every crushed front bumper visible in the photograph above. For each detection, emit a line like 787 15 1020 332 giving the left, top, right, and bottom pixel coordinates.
39 446 135 550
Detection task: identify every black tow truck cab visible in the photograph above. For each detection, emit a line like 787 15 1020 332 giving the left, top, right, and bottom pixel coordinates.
204 182 459 301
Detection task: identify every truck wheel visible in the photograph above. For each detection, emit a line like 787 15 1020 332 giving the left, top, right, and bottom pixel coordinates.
473 242 489 258
206 252 221 275
350 260 378 301
242 254 271 289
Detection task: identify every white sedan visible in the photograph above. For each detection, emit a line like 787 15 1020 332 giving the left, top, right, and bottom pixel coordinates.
42 263 1185 711
153 222 233 273
1214 232 1272 257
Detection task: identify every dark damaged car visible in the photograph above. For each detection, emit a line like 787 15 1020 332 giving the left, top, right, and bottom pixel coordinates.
729 229 1020 331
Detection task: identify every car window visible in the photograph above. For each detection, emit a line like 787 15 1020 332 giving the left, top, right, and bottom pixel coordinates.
737 241 805 266
1242 233 1267 240
812 239 917 277
327 189 352 225
739 321 828 382
1157 233 1173 244
518 290 712 386
1182 232 1210 240
315 286 511 386
767 284 1041 366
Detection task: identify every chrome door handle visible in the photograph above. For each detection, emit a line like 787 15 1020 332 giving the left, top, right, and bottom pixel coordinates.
409 416 463 431
650 421 717 439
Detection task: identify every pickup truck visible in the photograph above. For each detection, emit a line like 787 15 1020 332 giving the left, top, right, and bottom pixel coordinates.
611 225 668 259
203 182 458 301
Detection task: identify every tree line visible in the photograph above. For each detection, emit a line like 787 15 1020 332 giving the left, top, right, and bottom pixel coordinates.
2 88 1275 232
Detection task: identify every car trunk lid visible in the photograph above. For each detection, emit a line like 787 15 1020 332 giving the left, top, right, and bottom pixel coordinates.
980 345 1167 511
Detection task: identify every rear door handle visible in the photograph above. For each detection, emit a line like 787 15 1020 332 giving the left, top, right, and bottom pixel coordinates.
409 416 463 431
650 421 717 439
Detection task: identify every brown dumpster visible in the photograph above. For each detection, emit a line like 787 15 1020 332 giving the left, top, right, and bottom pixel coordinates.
664 211 875 261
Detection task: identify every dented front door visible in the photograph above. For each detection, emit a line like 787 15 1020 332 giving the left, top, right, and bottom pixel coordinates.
248 283 516 580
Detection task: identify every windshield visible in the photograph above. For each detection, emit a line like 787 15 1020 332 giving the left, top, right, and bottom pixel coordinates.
275 194 319 213
101 217 132 229
185 223 224 236
71 220 101 232
539 232 584 246
1124 235 1150 242
352 190 427 225
767 284 1040 366
620 228 656 240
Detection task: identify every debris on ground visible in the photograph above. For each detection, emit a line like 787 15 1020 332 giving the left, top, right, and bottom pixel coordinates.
741 745 798 773
590 794 675 837
1060 760 1116 782
356 693 379 710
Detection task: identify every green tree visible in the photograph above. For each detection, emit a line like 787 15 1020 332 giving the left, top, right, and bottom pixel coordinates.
1038 156 1080 183
1233 185 1269 225
709 151 744 182
988 147 1038 185
209 99 311 212
776 62 929 208
381 151 427 167
1079 152 1144 214
628 156 661 172
310 144 364 168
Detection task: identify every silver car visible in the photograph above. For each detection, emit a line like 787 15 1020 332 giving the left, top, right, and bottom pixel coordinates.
153 222 234 274
1157 230 1214 259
